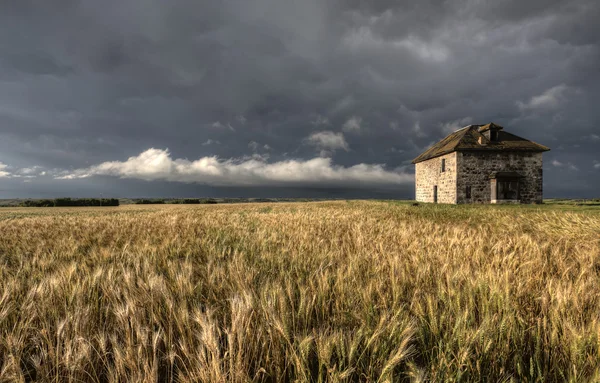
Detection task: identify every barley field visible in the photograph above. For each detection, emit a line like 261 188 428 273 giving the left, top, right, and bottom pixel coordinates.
0 201 599 382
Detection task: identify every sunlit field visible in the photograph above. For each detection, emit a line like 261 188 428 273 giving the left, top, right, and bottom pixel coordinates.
1 201 599 382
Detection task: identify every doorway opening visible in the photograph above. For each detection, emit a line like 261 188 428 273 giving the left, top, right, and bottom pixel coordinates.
490 171 522 204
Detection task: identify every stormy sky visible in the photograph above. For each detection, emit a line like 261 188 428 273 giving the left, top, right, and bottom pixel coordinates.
0 0 599 199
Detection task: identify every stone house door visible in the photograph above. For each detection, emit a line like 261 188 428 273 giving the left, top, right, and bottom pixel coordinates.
433 185 438 203
497 180 519 200
490 172 523 203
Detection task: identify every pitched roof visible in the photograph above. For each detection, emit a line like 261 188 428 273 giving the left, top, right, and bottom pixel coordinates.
411 123 550 164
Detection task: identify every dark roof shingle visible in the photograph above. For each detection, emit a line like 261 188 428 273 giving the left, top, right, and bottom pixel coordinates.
412 123 550 164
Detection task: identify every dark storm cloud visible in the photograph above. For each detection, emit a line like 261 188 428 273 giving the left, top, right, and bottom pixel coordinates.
0 0 599 198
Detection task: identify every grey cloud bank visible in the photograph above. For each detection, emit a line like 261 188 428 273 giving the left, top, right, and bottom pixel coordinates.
0 0 599 198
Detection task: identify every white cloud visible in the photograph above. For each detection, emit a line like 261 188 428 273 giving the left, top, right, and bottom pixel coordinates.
440 117 472 133
247 141 271 152
342 116 362 133
412 122 427 138
517 84 570 110
211 121 235 131
593 161 600 169
388 147 405 153
590 134 600 141
311 115 330 126
343 26 449 63
0 163 47 179
202 139 220 146
331 95 356 114
395 36 449 63
248 141 259 151
552 159 578 171
19 167 37 175
56 148 413 187
0 162 10 178
307 131 349 151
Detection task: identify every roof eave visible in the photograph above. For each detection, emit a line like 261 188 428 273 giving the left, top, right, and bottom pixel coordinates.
412 149 457 164
413 146 550 163
456 147 550 152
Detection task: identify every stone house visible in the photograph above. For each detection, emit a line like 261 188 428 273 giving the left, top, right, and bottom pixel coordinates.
412 123 550 204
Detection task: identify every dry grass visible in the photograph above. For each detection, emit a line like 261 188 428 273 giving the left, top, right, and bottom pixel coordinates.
0 201 599 382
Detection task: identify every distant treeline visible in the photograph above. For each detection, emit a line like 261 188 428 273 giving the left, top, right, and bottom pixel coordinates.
134 199 166 205
20 198 120 207
135 198 218 205
0 197 330 208
171 198 218 204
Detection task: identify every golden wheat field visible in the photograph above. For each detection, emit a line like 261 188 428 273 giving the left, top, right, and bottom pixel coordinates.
0 201 599 382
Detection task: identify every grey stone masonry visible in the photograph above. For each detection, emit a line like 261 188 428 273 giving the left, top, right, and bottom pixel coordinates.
456 152 543 204
415 152 457 203
416 151 544 204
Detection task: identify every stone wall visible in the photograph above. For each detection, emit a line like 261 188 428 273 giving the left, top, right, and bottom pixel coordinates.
456 151 543 204
415 152 457 203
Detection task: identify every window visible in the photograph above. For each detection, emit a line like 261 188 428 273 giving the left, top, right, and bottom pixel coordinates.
441 159 446 172
466 185 471 199
490 130 498 141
